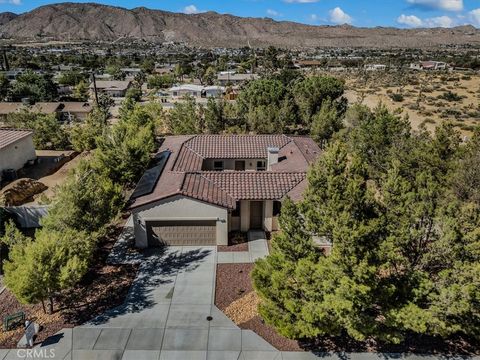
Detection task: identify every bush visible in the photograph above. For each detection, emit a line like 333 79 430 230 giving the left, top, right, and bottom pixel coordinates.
389 93 404 102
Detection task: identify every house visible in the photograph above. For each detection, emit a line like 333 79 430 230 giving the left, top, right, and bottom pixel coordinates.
217 73 259 86
365 64 387 71
410 61 448 71
61 102 93 121
169 84 205 99
0 128 36 181
0 102 92 122
168 84 225 99
90 80 131 97
128 135 321 248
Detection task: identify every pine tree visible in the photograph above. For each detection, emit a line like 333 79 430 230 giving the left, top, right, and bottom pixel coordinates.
4 228 92 314
252 198 322 338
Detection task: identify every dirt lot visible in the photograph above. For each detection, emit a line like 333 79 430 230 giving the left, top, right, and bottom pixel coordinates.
0 219 138 348
26 152 88 204
215 263 479 354
343 71 480 137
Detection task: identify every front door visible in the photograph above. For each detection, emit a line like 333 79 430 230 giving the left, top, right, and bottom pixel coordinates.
250 201 264 229
235 161 245 171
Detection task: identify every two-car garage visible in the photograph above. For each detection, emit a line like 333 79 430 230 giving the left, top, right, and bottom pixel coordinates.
146 220 217 247
132 195 229 248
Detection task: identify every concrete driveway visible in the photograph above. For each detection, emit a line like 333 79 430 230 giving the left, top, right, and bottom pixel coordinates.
31 245 279 360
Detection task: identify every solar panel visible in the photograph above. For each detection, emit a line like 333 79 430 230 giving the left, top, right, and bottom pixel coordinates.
131 151 170 199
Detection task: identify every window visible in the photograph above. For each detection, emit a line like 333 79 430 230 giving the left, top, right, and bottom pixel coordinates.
235 161 245 171
257 160 266 171
213 161 224 171
273 201 282 217
232 202 241 217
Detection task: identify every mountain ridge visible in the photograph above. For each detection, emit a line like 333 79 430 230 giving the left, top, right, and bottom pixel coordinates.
0 2 479 48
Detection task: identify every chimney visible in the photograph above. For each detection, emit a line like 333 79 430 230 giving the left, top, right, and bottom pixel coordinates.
267 147 279 170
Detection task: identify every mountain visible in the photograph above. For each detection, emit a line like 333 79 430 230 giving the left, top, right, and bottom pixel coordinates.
1 3 479 48
0 12 17 26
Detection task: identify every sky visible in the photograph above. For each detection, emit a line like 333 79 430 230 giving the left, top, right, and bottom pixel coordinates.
2 0 480 28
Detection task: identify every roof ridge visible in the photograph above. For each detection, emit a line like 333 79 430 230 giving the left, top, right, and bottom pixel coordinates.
180 172 235 209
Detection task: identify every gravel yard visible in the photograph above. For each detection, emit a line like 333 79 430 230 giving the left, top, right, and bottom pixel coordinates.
215 263 302 351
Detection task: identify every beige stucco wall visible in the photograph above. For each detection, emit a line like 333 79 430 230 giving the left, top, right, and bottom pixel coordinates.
0 135 36 174
132 195 229 248
264 200 273 232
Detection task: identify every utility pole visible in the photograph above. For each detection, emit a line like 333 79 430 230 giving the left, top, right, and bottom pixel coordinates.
91 72 99 106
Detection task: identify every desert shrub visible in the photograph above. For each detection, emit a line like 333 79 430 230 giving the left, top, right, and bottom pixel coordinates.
389 93 404 102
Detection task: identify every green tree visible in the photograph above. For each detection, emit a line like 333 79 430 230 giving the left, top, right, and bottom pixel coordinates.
8 70 58 102
41 161 124 233
0 73 9 99
311 99 343 149
147 74 175 89
93 120 155 185
252 198 322 338
4 228 93 314
106 64 125 80
57 70 85 86
253 108 480 344
237 79 296 133
4 111 70 150
70 107 107 152
292 76 345 126
97 92 114 118
203 66 217 85
73 80 89 101
140 58 155 74
167 96 203 134
204 98 225 134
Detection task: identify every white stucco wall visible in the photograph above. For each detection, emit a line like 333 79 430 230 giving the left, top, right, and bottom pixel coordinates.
0 135 36 174
132 195 229 248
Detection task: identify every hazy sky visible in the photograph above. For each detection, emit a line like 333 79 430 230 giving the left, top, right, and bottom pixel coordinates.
2 0 480 28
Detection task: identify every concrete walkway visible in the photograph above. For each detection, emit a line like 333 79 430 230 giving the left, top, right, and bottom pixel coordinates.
217 230 270 264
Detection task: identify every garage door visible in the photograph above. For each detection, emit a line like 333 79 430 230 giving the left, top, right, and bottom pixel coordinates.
146 220 217 246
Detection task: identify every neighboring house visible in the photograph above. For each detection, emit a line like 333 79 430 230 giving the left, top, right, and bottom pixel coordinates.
410 61 448 71
295 60 323 69
121 68 142 78
0 102 92 122
61 102 93 121
90 80 131 97
168 84 225 99
128 135 321 248
217 73 259 86
169 84 204 99
365 64 387 71
0 128 36 180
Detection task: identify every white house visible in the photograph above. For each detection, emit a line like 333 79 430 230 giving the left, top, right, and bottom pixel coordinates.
169 84 225 99
0 129 36 181
365 64 387 71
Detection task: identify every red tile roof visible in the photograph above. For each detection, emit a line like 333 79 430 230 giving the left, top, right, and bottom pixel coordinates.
184 134 291 159
199 172 305 201
0 128 33 150
129 134 321 210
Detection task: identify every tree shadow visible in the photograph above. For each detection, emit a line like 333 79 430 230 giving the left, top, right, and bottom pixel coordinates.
86 246 212 325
